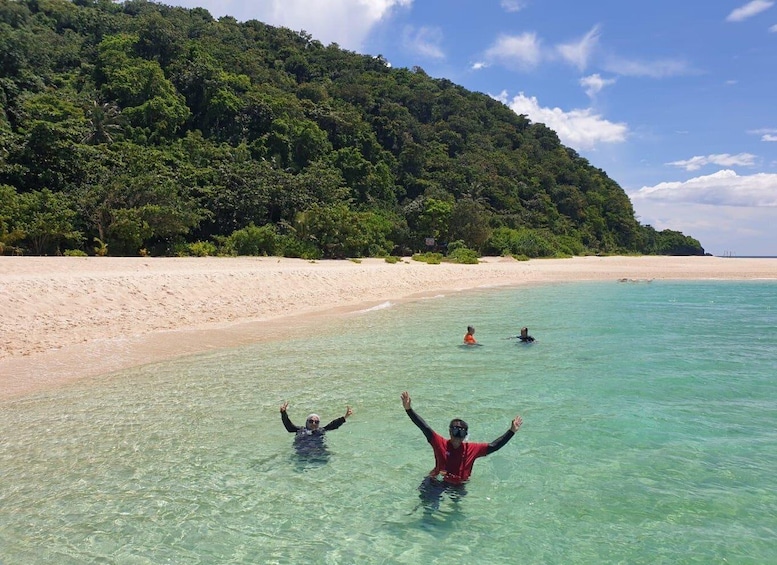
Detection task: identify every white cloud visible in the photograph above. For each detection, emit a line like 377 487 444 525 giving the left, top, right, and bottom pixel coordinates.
629 198 776 255
481 25 690 80
632 170 777 207
483 33 543 70
164 0 413 50
770 23 777 31
748 127 777 140
493 91 628 150
402 25 445 59
556 25 601 71
471 61 488 70
603 56 693 78
500 0 528 12
629 171 777 253
666 153 757 171
726 0 774 22
580 73 616 98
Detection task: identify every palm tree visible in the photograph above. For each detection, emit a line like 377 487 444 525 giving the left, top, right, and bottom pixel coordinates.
82 100 123 145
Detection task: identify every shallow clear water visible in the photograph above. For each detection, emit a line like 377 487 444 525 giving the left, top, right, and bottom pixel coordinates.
1 281 776 564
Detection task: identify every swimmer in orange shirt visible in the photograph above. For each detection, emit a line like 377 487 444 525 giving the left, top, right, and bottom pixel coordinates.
463 325 477 345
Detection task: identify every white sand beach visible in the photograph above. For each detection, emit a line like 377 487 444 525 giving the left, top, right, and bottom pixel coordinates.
2 255 775 399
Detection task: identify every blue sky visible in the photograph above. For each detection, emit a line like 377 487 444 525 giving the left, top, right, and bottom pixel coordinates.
164 1 777 256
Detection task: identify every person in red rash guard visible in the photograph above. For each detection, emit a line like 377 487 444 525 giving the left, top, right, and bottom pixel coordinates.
400 390 522 510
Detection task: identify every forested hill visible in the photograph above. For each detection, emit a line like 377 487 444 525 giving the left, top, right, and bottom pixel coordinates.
0 0 704 258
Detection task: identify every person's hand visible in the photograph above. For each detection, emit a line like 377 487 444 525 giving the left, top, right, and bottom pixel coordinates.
280 401 289 413
510 415 523 433
401 391 412 410
344 405 353 419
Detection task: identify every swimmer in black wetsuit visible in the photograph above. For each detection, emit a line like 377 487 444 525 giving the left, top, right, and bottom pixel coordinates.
280 401 353 458
516 327 535 343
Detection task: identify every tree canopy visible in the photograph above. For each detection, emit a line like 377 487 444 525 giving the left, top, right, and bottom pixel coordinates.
0 0 704 257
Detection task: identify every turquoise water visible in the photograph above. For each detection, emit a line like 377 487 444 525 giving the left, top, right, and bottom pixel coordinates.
1 281 776 564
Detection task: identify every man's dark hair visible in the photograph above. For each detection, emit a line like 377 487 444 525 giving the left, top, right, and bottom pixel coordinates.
449 418 468 430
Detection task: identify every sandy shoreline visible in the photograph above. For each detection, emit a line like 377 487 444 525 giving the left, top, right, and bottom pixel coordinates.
2 255 776 399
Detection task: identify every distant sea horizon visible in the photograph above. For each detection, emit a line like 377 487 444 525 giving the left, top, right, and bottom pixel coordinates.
716 254 777 258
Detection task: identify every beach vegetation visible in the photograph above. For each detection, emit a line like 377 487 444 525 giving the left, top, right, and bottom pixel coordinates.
412 252 443 264
93 237 108 256
445 240 479 263
275 235 322 260
484 227 551 257
63 249 88 256
384 255 401 263
0 1 704 258
218 223 278 256
294 204 394 259
0 185 26 254
14 188 82 255
175 240 217 257
446 246 479 264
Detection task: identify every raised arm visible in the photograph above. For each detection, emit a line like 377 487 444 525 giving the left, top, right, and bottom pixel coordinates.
401 391 435 442
486 415 522 454
280 401 299 433
323 405 353 431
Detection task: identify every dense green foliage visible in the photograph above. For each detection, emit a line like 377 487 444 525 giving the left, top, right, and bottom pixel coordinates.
0 0 704 257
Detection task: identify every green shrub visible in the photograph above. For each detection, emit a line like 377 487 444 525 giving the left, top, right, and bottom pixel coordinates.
384 255 401 264
171 242 186 256
484 227 563 258
223 223 279 256
513 230 555 257
276 234 322 260
296 204 394 259
446 247 479 264
170 241 189 256
412 252 442 264
63 249 88 257
186 241 218 257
